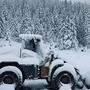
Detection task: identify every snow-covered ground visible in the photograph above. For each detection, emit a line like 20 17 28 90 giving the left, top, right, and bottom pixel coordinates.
0 84 15 90
57 49 90 78
0 80 89 90
57 49 90 90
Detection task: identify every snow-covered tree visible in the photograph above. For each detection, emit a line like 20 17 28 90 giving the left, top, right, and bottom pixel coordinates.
74 3 88 47
0 0 89 49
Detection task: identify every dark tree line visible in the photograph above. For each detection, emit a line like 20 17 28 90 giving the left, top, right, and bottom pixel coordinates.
0 0 89 49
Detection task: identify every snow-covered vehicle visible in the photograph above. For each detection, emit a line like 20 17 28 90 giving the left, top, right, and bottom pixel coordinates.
0 34 84 90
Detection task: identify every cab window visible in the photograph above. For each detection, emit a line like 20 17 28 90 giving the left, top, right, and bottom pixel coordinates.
24 39 36 52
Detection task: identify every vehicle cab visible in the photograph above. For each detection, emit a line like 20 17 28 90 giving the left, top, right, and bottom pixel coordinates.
19 34 45 64
19 34 50 79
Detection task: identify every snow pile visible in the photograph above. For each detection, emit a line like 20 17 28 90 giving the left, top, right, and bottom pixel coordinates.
24 79 47 86
0 39 10 47
0 42 42 65
0 84 15 90
0 45 21 57
22 49 39 58
0 51 41 65
57 50 90 75
60 84 72 90
19 34 42 40
54 49 90 90
0 38 20 47
21 49 43 65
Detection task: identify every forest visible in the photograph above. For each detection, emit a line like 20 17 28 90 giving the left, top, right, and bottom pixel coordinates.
0 0 89 50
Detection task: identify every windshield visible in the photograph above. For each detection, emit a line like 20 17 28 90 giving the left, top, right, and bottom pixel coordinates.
24 39 36 52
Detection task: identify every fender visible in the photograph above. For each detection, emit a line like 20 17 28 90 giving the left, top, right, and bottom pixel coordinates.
48 59 64 81
0 66 23 83
48 59 78 83
0 62 20 69
50 64 64 81
52 63 78 80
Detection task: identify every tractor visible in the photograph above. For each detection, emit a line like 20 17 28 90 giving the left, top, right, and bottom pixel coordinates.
0 34 84 90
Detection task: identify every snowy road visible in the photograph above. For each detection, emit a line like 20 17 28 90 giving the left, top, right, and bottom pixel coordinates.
0 80 90 90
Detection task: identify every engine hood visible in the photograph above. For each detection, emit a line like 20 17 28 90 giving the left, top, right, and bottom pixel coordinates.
0 46 42 65
0 54 40 65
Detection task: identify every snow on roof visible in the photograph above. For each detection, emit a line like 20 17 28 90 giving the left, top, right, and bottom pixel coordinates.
19 34 42 40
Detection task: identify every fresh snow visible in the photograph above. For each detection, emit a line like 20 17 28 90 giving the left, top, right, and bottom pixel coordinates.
60 84 72 90
0 46 42 65
57 50 90 76
0 84 15 90
0 41 90 90
19 34 42 40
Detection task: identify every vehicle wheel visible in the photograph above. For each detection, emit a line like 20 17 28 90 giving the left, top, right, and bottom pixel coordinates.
51 71 75 90
2 71 19 84
0 66 24 85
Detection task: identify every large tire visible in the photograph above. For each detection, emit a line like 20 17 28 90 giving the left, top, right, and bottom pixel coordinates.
0 66 23 85
51 71 75 90
2 71 18 84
